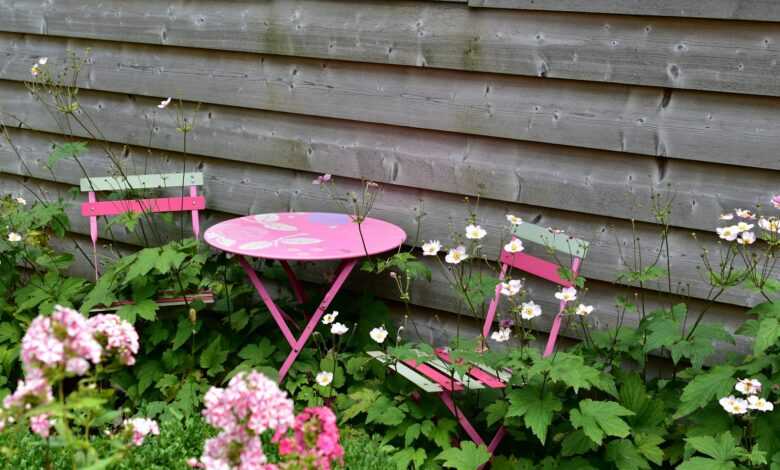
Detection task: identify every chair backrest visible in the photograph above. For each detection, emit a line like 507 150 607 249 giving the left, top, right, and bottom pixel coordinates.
80 172 205 279
483 221 590 356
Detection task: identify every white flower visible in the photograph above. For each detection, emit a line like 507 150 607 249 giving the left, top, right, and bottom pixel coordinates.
747 395 774 412
737 232 756 245
735 208 756 219
322 311 338 325
14 197 26 206
499 279 523 297
369 326 388 344
422 240 442 256
554 287 577 303
330 322 349 335
735 221 754 232
716 225 739 241
312 174 332 185
575 304 594 316
445 246 468 264
158 97 172 109
759 217 780 233
719 395 749 415
735 378 762 395
503 238 524 253
465 224 487 240
38 57 48 65
719 213 734 221
31 64 41 77
490 328 511 342
506 214 523 225
315 371 333 387
520 301 542 320
7 232 21 243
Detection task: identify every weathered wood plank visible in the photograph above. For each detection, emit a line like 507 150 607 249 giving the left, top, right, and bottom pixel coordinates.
1 0 779 95
1 81 778 235
2 35 780 171
0 127 771 308
468 0 780 22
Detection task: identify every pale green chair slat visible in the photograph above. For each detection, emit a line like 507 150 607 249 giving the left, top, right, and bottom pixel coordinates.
80 172 204 192
367 351 443 393
512 222 589 258
426 358 485 390
468 360 513 383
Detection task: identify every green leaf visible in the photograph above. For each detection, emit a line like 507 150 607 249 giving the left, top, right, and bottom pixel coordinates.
172 317 194 350
154 247 188 275
528 352 615 394
436 441 491 470
506 386 562 443
675 366 735 418
238 338 276 365
48 142 87 168
485 400 508 427
135 360 164 396
754 317 780 355
685 432 740 461
200 336 229 376
561 430 597 457
569 399 634 445
404 423 421 447
365 396 405 426
0 322 21 344
342 388 380 422
390 447 426 470
605 439 651 470
635 434 665 465
116 299 159 323
124 248 161 283
677 457 736 470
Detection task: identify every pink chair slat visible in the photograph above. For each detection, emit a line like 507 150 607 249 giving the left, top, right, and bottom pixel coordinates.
401 359 465 392
499 250 573 287
81 196 206 217
434 349 506 389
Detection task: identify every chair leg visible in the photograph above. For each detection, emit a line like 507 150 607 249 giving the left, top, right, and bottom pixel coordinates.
482 263 509 339
438 392 507 469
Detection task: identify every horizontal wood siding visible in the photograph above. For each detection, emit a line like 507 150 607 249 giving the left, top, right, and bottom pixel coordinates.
0 0 774 347
468 0 780 22
2 1 780 96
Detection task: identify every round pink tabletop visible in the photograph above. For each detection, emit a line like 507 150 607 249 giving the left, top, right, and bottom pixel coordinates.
204 212 407 261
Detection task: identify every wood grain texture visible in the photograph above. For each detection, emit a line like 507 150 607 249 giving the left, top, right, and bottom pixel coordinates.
468 0 780 22
1 0 780 96
1 81 778 236
0 126 771 308
2 34 780 171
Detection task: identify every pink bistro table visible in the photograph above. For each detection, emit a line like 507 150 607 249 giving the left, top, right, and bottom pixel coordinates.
204 212 406 381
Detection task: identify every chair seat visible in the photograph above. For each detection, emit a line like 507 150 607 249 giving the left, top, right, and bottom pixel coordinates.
89 290 215 313
368 349 510 393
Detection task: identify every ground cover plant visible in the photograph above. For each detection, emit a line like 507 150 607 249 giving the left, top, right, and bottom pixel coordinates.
0 50 779 469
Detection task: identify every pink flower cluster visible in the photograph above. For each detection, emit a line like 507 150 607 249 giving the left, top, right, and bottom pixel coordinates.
195 371 295 469
3 306 140 439
124 417 160 446
274 407 344 470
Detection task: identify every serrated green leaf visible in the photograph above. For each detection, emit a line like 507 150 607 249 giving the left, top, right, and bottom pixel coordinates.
124 248 161 283
342 388 380 422
606 439 651 470
570 400 634 445
405 422 421 447
365 396 405 426
200 336 229 376
436 441 491 470
507 386 562 443
561 430 597 457
485 400 508 427
754 318 780 355
48 142 87 168
390 447 426 470
675 366 735 418
685 432 740 461
677 457 736 470
116 299 158 323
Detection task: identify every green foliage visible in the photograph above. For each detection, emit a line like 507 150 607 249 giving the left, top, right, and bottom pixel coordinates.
436 441 491 470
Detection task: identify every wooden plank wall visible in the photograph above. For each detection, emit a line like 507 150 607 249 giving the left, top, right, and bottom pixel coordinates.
0 0 776 348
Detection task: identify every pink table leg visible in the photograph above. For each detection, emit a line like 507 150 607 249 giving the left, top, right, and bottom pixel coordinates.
237 256 297 347
277 259 358 380
280 260 306 304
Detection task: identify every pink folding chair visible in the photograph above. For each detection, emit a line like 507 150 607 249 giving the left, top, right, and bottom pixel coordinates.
484 221 590 358
369 221 589 464
80 172 214 309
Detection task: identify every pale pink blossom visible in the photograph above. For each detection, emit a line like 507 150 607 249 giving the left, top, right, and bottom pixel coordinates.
30 413 53 438
125 417 159 446
88 314 140 365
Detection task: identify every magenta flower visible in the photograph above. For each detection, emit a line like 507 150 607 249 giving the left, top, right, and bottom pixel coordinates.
124 417 159 446
88 314 140 366
30 413 53 439
772 195 780 210
21 305 102 374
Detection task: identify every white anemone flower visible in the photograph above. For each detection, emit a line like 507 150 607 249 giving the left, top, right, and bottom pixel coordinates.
465 224 487 240
716 226 739 241
38 57 48 65
14 197 26 206
422 240 442 256
759 217 780 233
575 304 594 316
735 378 762 395
554 287 577 303
321 311 338 325
506 214 523 225
503 238 524 253
369 326 388 344
330 322 349 335
7 232 22 243
315 371 334 387
747 395 774 412
445 246 468 264
735 221 754 232
719 395 749 415
490 328 511 343
719 213 734 221
735 208 756 219
737 232 756 245
499 280 523 297
520 301 542 320
158 97 172 109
